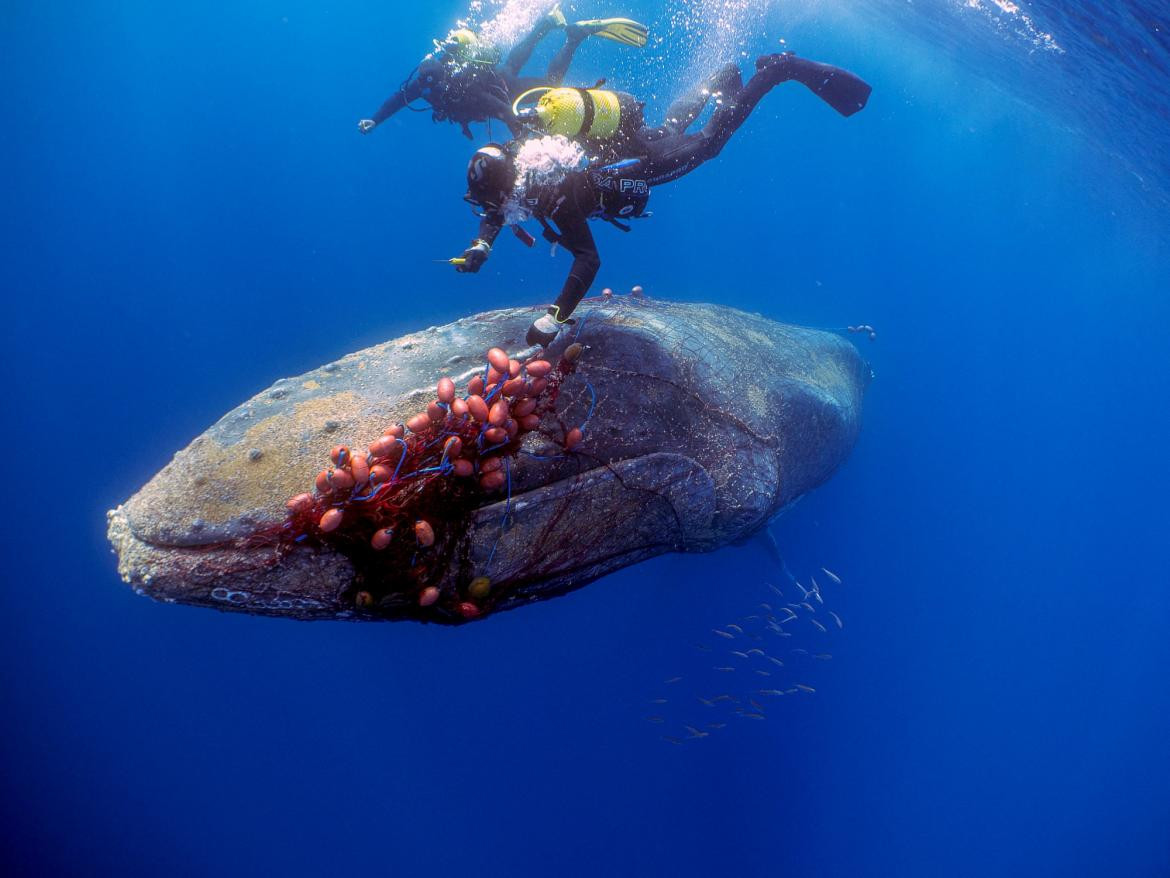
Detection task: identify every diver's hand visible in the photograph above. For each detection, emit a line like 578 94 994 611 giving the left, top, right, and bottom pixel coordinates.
358 119 376 134
456 248 488 273
456 240 491 273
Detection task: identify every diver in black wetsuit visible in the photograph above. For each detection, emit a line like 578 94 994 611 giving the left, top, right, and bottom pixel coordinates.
453 53 873 347
358 8 648 140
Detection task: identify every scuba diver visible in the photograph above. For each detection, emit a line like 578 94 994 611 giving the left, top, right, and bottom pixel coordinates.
358 6 649 140
452 52 873 347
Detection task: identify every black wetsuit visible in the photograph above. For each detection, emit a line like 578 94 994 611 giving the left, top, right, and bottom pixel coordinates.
465 55 871 323
368 19 591 138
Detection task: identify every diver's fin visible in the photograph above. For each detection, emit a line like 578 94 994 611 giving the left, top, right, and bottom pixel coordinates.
547 3 567 29
575 17 649 48
784 56 872 117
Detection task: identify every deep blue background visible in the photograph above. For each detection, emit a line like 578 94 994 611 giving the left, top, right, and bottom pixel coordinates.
3 2 1169 875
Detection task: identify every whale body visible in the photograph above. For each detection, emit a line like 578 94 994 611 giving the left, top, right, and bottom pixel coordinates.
107 300 868 622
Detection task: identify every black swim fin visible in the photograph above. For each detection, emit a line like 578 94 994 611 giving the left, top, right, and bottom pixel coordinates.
768 54 872 117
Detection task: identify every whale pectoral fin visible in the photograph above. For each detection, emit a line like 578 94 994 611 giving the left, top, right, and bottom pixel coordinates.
463 452 716 603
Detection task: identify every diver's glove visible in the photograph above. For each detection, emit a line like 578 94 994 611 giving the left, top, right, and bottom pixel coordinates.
456 239 492 273
526 311 562 348
358 119 376 134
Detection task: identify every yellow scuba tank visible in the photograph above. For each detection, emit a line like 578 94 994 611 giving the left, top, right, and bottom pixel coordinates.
512 87 643 140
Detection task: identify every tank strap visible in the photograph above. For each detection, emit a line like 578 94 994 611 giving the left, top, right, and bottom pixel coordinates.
574 88 596 136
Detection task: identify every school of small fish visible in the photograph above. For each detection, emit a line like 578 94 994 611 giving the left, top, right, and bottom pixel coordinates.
647 555 850 744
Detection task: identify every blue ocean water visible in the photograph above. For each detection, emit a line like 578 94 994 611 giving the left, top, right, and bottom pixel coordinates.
3 1 1169 875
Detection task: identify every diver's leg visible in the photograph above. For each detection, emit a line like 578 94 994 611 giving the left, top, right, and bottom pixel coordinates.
503 5 567 77
659 62 743 135
639 60 780 184
545 26 589 85
694 54 798 158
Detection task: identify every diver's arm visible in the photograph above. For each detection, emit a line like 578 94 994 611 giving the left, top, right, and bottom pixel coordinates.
359 78 425 132
456 216 503 274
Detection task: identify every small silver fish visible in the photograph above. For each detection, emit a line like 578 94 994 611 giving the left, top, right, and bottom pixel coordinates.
714 666 736 672
713 629 735 640
768 656 785 667
740 712 766 720
731 650 749 659
747 648 764 656
650 698 668 704
646 716 665 723
796 684 816 693
812 619 827 633
829 611 843 629
814 653 833 660
755 669 771 676
684 725 709 739
726 624 744 634
821 567 842 585
665 676 683 684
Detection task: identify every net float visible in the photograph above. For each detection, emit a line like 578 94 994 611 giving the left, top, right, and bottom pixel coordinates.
458 602 480 619
565 427 583 450
368 436 400 460
350 455 370 486
487 347 509 372
452 459 474 477
418 586 440 607
513 398 538 418
414 520 435 547
427 401 446 422
371 527 394 550
480 471 506 490
488 401 509 426
383 424 404 439
437 377 456 404
467 375 486 396
285 493 313 514
484 427 507 444
468 577 491 599
329 445 350 466
355 591 374 608
406 413 432 434
450 397 469 418
563 342 583 363
525 360 552 378
442 436 463 460
480 456 502 473
314 470 332 494
508 359 521 378
327 468 355 492
519 414 541 431
467 395 489 422
319 508 344 532
369 464 392 485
